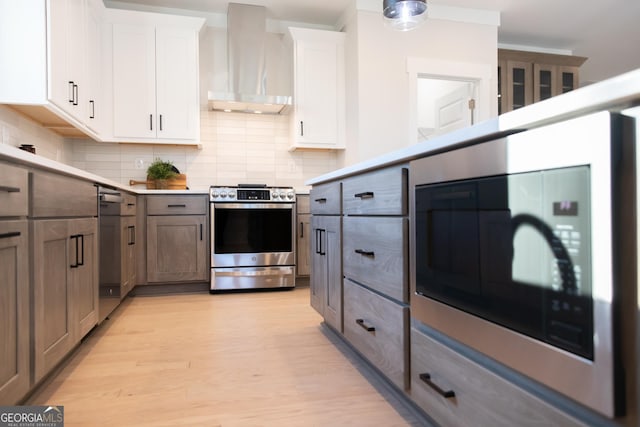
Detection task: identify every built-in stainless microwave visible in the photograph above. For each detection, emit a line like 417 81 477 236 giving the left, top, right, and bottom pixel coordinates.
410 111 634 418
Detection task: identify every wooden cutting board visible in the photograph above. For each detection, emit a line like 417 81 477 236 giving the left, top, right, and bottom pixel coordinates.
129 173 187 189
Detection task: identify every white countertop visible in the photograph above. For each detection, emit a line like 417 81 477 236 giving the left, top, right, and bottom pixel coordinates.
0 143 208 195
307 68 640 185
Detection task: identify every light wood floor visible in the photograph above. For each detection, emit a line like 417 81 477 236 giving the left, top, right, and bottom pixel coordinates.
27 287 428 426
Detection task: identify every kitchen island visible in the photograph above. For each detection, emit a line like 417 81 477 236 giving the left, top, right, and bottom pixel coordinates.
306 68 640 427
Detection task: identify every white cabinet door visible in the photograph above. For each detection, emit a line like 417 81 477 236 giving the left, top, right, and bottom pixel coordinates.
289 28 345 150
84 0 103 133
112 24 199 141
47 0 86 120
155 28 198 140
47 0 71 113
112 23 156 139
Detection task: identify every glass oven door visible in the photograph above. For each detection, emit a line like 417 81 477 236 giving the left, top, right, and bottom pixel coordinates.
211 203 294 267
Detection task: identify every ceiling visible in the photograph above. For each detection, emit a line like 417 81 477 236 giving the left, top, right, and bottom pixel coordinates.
107 0 640 84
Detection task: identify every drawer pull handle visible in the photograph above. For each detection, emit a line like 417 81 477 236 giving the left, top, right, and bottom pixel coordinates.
167 204 187 208
127 203 135 207
356 318 375 332
354 249 375 257
0 231 20 240
354 191 374 199
0 185 20 193
314 198 327 203
419 373 455 399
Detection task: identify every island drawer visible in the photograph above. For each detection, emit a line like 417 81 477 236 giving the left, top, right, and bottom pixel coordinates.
146 195 207 215
343 216 408 303
310 181 341 215
342 166 407 215
0 163 28 217
410 324 587 427
343 278 409 390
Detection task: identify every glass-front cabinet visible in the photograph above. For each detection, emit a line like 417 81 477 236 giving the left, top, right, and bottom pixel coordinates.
498 49 587 114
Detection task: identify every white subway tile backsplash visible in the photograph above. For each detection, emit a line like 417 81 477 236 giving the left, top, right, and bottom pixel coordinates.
1 106 339 191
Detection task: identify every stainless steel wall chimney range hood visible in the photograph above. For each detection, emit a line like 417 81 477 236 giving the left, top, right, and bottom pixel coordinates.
207 3 292 115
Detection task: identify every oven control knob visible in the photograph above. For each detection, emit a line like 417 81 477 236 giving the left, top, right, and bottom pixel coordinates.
279 191 286 199
272 191 278 199
228 191 236 199
286 192 294 200
220 191 227 198
211 190 219 198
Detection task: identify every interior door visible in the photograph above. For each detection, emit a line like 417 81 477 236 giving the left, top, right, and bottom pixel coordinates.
434 81 474 136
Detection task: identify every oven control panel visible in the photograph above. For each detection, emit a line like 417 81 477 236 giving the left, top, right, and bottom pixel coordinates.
210 186 295 202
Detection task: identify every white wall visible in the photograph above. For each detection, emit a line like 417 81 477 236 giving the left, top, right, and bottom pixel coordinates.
343 9 498 165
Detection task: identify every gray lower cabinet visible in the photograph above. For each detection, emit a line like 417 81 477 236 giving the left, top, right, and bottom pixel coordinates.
343 278 409 390
310 215 342 331
410 324 586 427
297 213 310 276
100 215 136 299
0 220 29 404
296 194 310 277
31 171 98 385
339 165 410 391
146 208 207 283
32 217 98 383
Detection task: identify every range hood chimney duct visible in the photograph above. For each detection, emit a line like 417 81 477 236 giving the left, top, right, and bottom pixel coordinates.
208 3 292 114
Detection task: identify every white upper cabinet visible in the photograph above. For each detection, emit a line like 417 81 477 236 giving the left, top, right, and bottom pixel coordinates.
112 23 156 139
84 0 104 133
111 19 200 144
287 27 346 150
0 0 103 138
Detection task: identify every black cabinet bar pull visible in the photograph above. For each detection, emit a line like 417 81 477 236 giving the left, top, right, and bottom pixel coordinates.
89 100 95 119
356 318 375 332
167 204 187 208
354 191 374 199
354 249 375 257
68 81 74 103
300 120 304 136
319 229 326 255
419 373 455 399
300 222 304 238
0 231 20 240
127 203 135 207
150 114 153 131
159 114 163 131
0 185 20 193
78 234 84 266
200 223 203 241
70 235 79 268
314 198 327 203
315 229 320 254
128 226 135 245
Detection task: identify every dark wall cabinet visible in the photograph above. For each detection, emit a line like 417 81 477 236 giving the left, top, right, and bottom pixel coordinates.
498 49 587 114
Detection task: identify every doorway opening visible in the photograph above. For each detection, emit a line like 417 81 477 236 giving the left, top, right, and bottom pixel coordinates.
407 57 495 145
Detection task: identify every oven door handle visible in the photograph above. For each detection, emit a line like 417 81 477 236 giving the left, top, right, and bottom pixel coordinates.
213 203 294 209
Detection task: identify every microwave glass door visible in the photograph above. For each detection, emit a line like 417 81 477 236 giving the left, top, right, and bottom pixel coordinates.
415 166 593 359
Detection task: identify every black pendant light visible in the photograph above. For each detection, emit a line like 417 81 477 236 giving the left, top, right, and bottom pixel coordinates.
383 0 428 31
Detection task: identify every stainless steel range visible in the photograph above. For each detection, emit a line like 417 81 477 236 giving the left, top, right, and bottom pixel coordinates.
210 185 296 291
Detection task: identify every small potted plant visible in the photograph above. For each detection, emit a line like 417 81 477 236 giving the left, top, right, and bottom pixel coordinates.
146 158 177 189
